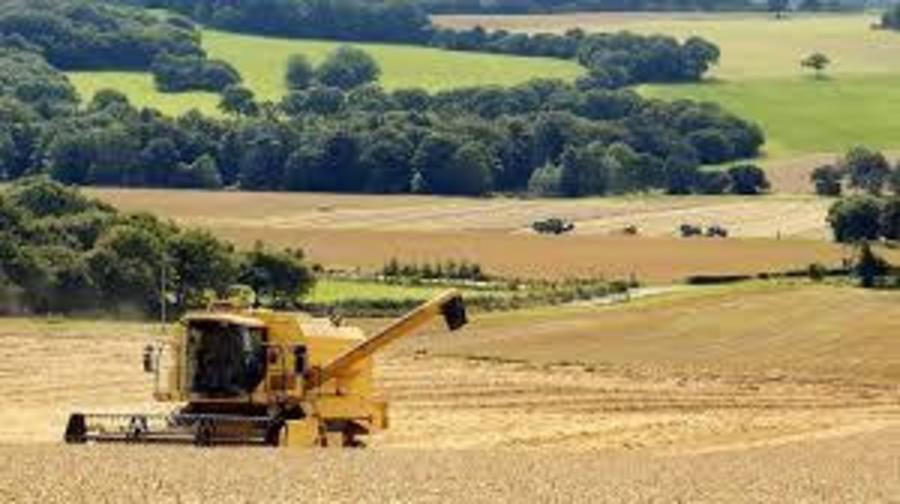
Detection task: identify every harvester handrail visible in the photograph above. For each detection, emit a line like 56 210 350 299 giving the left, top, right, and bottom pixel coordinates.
310 290 464 388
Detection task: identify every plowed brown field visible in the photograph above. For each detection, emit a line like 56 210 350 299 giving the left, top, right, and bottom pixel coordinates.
1 283 897 501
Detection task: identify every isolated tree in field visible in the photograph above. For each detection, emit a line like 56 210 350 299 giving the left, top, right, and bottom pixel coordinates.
843 146 890 195
315 46 380 90
219 85 258 117
810 164 844 197
827 195 883 243
285 54 313 90
801 52 830 78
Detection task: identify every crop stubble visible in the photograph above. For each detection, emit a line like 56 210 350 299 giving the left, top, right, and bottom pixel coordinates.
0 284 898 501
87 188 852 282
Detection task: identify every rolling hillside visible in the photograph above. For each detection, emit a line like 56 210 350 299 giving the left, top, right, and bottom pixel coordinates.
67 29 584 116
436 13 900 158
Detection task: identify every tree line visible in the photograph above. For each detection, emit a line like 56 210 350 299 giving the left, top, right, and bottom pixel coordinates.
0 0 763 197
810 146 900 198
430 28 720 88
881 4 900 30
131 0 722 89
0 0 241 93
0 0 726 102
0 40 763 196
135 0 433 43
827 194 900 244
0 177 315 316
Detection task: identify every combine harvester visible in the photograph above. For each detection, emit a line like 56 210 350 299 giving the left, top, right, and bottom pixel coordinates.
65 290 466 447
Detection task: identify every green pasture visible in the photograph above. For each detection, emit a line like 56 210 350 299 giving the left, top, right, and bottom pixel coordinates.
309 279 460 304
643 74 900 157
617 14 900 157
440 12 900 157
67 29 583 117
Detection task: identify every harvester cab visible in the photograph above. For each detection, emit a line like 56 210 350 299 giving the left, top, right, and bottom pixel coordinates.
65 290 467 448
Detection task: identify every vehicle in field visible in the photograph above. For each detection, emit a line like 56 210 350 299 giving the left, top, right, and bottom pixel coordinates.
64 290 467 448
532 218 575 235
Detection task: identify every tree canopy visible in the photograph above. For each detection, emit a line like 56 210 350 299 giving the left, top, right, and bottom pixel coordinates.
0 178 316 316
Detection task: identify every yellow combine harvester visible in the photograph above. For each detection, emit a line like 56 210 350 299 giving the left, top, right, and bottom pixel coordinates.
64 290 466 447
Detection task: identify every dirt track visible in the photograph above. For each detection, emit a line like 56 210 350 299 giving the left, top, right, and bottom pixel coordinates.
0 293 897 502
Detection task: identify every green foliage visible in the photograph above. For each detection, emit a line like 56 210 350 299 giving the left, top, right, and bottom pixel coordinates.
801 52 830 78
882 4 900 30
644 74 900 158
433 28 720 88
143 0 431 43
169 229 236 307
844 146 890 195
151 53 241 93
810 165 843 197
0 14 755 200
219 85 258 116
855 242 889 288
726 164 770 195
879 197 900 241
448 141 495 195
315 46 381 91
0 0 203 71
559 143 612 197
527 162 562 196
88 224 167 313
827 195 883 243
239 243 316 308
171 154 223 189
0 45 78 113
0 179 315 315
6 177 112 218
285 54 314 90
381 258 489 282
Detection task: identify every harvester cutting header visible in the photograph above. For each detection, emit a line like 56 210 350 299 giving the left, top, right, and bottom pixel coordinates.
65 290 467 448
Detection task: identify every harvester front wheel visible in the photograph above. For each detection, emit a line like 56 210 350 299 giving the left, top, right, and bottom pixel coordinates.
194 419 215 446
64 413 87 444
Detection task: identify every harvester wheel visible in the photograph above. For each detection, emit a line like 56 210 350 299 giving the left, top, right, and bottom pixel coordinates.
264 420 285 447
194 419 215 447
64 413 87 444
126 416 148 442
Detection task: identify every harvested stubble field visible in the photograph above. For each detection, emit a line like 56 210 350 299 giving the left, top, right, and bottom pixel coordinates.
0 283 898 501
86 188 860 282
